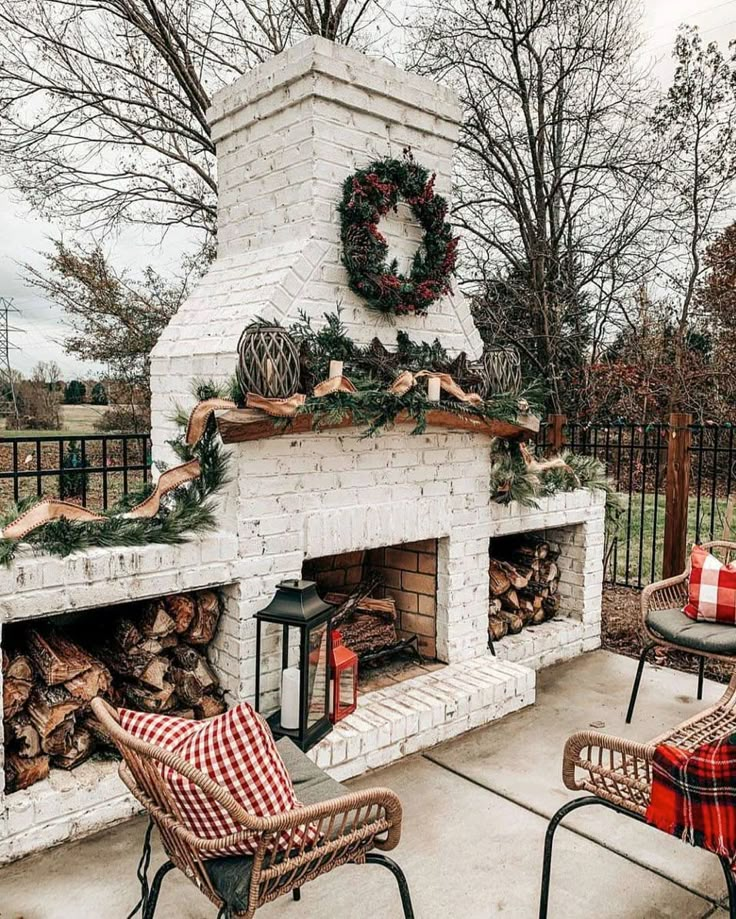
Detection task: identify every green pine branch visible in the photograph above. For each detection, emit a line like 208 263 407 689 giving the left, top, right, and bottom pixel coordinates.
0 387 230 567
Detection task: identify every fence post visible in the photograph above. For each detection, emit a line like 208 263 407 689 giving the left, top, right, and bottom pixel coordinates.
662 412 693 580
547 414 567 455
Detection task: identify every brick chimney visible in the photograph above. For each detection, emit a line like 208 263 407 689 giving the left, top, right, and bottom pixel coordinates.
150 37 482 453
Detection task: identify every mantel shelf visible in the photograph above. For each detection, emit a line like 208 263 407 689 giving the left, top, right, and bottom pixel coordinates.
216 408 540 444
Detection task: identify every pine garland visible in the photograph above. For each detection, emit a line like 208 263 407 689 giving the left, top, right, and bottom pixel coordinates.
0 382 230 567
228 309 543 438
490 441 625 526
300 383 531 438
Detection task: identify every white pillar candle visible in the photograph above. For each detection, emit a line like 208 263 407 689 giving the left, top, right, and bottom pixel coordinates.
427 377 441 402
328 359 344 379
265 357 275 388
280 667 301 730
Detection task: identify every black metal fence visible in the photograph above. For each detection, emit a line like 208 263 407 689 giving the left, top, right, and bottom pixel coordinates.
537 420 736 589
0 433 151 512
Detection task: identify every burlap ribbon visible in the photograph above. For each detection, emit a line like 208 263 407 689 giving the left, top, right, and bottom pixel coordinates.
185 398 237 446
519 443 579 485
388 370 415 396
1 460 205 540
1 500 106 540
312 376 358 397
245 392 307 417
414 371 483 404
121 460 202 519
3 401 217 542
386 369 482 403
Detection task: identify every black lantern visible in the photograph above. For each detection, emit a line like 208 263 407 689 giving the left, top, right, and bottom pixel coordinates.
255 580 334 751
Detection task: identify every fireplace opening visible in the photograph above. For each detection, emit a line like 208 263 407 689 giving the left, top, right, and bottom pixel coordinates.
303 540 444 693
488 533 562 644
2 587 226 794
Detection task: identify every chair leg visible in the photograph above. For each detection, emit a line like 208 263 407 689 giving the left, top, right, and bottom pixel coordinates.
625 642 655 724
365 852 415 919
720 856 736 919
697 657 705 701
292 888 301 902
142 862 174 919
539 796 645 918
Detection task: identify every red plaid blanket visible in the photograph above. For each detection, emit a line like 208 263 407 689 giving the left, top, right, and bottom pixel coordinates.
646 735 736 863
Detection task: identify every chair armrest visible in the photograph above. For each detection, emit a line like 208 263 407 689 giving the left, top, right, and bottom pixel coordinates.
641 571 689 623
563 731 656 814
119 761 402 854
255 785 403 851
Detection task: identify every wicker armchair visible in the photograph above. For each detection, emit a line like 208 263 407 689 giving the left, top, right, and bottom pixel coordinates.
626 540 736 723
90 698 414 919
539 672 736 918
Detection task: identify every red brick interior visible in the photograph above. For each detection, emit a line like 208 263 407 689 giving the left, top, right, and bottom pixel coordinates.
303 539 438 660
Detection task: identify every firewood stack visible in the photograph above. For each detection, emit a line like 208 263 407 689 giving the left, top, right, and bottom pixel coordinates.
325 576 399 656
2 589 226 793
488 536 562 642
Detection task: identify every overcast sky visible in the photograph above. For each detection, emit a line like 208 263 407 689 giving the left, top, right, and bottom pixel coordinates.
2 0 734 379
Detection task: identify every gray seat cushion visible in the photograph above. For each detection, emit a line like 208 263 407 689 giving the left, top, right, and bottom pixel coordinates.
647 606 736 654
204 737 348 914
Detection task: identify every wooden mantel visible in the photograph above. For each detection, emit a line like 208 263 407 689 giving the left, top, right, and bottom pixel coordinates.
217 408 540 444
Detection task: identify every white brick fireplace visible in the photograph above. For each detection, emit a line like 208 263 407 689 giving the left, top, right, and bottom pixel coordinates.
0 38 605 863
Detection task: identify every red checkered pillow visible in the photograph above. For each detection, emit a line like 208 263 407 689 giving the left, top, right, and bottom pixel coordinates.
119 703 315 858
684 545 736 624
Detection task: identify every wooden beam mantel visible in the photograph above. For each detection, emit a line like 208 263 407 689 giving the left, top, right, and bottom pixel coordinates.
216 408 540 444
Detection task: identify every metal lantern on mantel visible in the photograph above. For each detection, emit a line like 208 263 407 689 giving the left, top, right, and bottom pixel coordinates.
236 319 300 399
254 580 334 752
483 345 522 396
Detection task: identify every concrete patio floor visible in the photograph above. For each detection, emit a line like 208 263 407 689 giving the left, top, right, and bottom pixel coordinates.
0 649 733 918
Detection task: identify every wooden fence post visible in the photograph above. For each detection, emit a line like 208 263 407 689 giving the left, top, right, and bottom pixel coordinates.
662 412 693 580
547 414 567 455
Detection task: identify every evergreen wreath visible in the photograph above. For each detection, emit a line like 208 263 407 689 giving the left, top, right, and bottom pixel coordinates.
339 151 458 316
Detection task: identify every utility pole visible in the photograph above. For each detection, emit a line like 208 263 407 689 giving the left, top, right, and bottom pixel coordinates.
0 297 21 423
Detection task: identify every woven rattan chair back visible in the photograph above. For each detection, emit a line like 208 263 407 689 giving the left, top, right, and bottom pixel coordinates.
90 698 410 919
625 540 736 723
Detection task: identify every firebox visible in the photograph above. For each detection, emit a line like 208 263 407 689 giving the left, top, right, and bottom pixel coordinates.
303 539 441 689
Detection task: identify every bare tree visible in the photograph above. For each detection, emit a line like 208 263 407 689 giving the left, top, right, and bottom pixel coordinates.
24 241 192 427
652 26 736 410
0 0 390 244
413 0 663 412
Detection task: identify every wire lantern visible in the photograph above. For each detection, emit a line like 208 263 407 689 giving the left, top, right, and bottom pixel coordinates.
236 320 301 399
483 346 522 396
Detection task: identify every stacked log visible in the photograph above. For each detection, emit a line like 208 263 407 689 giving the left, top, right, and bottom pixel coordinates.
325 586 398 656
488 537 562 642
2 588 225 793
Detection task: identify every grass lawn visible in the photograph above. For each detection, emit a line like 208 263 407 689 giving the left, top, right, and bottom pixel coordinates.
610 491 732 586
1 430 93 438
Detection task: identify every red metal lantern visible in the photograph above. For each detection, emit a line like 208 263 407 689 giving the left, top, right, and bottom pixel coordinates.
329 630 358 723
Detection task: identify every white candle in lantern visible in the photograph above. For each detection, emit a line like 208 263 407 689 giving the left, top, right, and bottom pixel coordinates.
328 360 344 379
265 357 275 388
427 377 441 402
281 667 301 730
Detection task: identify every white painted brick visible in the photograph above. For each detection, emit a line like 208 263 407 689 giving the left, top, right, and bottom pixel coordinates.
0 36 606 866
